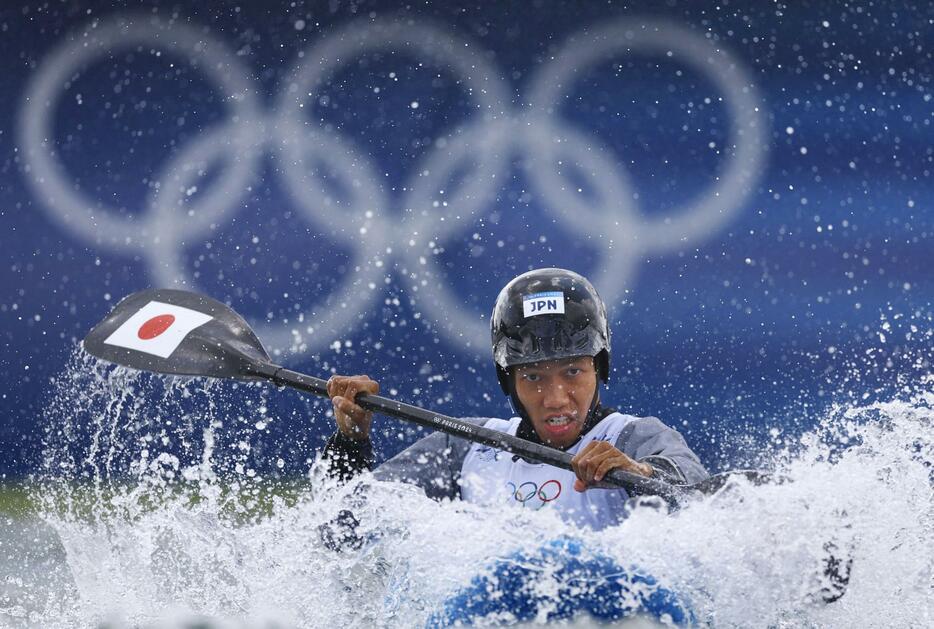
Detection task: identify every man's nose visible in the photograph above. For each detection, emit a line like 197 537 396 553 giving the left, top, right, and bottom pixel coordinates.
542 383 571 408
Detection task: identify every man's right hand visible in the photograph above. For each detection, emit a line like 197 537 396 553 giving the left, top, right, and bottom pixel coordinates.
327 374 379 440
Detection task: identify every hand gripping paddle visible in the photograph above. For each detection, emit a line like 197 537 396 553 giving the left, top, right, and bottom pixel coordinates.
83 288 770 508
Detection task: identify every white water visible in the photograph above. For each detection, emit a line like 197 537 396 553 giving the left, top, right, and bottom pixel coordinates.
3 350 932 628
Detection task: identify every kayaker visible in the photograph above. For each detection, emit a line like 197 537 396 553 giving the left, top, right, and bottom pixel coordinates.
321 268 708 530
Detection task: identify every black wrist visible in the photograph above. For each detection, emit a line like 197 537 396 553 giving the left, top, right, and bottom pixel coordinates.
334 428 370 444
332 429 373 449
322 430 375 482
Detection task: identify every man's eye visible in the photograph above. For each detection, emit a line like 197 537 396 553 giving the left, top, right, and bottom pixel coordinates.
566 368 581 376
522 373 540 382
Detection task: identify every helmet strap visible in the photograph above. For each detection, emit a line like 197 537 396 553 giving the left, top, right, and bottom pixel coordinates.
506 372 531 426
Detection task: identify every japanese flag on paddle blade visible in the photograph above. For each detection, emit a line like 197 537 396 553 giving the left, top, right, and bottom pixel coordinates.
103 300 213 359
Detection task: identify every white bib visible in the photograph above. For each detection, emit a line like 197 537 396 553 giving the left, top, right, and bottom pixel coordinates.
460 413 637 530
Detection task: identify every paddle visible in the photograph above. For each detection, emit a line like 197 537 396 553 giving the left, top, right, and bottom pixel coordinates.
82 288 769 508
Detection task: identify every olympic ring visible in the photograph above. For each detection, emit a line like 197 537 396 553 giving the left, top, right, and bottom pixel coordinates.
514 481 537 503
18 13 263 253
506 480 562 510
537 479 562 503
19 13 767 357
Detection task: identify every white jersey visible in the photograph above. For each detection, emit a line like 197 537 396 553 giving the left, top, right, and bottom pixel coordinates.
368 408 708 529
459 413 637 530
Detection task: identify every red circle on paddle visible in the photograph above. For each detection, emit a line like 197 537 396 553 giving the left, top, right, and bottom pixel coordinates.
137 314 176 340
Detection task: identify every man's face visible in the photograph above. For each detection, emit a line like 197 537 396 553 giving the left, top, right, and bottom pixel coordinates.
513 356 598 449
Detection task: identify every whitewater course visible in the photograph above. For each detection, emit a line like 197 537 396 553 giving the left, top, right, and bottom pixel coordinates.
1 346 931 628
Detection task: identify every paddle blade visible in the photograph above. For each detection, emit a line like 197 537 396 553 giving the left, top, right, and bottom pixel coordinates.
83 288 272 379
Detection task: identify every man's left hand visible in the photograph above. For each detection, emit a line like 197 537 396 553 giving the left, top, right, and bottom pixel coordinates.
570 440 653 492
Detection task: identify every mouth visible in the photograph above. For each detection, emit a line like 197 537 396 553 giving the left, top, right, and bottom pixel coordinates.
545 415 574 426
540 414 580 439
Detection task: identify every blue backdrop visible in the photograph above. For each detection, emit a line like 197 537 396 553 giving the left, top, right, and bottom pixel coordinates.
1 1 930 479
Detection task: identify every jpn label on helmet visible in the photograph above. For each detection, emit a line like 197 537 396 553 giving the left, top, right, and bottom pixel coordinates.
522 291 565 317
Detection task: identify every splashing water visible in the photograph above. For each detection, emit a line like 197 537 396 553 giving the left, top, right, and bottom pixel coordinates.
2 349 932 628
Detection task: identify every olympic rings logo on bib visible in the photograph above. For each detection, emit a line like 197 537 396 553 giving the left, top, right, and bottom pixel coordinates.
19 13 767 357
507 480 562 510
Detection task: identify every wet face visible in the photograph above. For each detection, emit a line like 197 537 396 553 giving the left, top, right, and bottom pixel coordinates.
513 356 598 449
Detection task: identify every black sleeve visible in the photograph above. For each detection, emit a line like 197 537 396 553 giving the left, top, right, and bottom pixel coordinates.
321 430 376 482
640 455 689 485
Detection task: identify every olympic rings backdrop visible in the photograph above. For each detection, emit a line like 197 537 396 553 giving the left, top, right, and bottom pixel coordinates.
1 1 930 478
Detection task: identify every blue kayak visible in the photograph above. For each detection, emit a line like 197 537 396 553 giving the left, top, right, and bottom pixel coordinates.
428 537 693 626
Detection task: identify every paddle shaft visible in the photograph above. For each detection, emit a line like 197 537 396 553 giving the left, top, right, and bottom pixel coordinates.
247 362 686 503
82 288 765 507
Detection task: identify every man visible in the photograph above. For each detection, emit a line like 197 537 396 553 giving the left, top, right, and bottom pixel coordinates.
322 268 707 530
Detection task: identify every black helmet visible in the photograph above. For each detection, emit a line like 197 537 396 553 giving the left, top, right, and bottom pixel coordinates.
491 268 610 394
